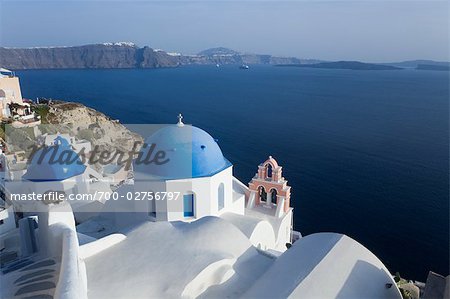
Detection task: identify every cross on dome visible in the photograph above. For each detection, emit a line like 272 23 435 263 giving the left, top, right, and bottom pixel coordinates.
177 113 184 127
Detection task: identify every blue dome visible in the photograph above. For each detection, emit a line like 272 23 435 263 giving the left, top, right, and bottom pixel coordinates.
135 124 231 179
23 138 86 182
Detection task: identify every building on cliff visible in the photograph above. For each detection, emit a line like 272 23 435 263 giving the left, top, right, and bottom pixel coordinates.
0 68 39 126
0 115 403 299
0 68 24 119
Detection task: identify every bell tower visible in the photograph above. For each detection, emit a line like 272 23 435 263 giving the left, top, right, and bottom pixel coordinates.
247 156 291 218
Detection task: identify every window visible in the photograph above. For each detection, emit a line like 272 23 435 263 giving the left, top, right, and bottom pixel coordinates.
259 186 267 202
271 189 278 204
266 164 273 178
183 194 194 217
218 183 225 211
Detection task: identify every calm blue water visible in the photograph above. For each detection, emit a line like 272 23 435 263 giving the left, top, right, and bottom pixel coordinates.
17 65 449 281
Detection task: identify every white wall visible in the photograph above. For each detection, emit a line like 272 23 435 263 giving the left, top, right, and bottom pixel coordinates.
38 201 76 257
163 166 235 222
52 224 88 299
0 206 16 235
273 209 293 251
133 166 236 222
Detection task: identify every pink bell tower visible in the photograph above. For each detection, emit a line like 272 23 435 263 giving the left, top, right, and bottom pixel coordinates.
247 156 291 218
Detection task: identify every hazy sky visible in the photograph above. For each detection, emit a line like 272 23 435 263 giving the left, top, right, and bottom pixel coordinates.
0 1 448 62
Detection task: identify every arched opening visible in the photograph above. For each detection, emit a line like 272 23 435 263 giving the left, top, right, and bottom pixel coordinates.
0 89 6 98
258 186 267 202
183 193 195 217
266 164 273 179
218 183 225 211
270 189 278 204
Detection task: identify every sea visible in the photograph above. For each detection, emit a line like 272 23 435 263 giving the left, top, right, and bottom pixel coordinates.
16 65 449 281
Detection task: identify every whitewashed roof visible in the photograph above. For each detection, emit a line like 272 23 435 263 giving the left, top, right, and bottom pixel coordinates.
83 217 274 298
244 233 403 299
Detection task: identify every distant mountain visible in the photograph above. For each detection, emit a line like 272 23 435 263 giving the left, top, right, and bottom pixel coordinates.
197 47 240 56
192 47 306 65
385 60 450 68
416 64 450 71
277 61 402 71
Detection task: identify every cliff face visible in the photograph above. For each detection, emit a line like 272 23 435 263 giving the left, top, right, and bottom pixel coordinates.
45 101 143 154
136 47 181 68
0 44 179 69
179 53 301 65
0 44 305 70
7 101 143 169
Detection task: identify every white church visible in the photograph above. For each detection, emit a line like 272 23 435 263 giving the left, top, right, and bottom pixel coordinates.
0 115 403 299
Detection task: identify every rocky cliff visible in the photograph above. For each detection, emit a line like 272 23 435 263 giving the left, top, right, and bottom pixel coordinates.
0 44 305 69
44 101 143 154
0 43 179 70
180 47 303 65
6 100 143 174
177 53 302 65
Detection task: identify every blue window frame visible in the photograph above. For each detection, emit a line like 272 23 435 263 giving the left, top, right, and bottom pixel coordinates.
183 194 194 217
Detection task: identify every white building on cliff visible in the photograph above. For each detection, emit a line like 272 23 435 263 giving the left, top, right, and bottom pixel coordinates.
0 68 39 126
0 115 402 299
